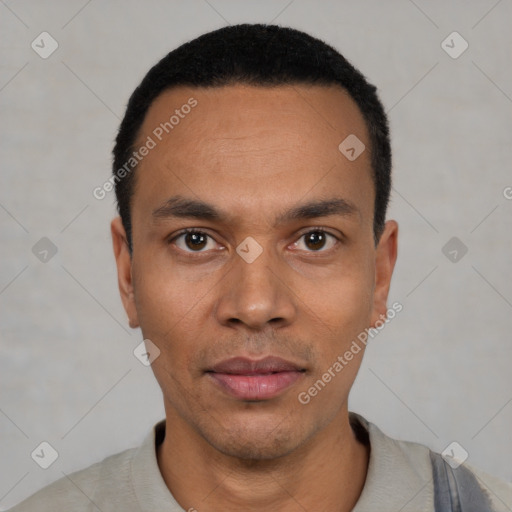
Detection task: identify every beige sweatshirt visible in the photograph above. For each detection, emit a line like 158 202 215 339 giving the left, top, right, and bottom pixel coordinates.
7 413 512 511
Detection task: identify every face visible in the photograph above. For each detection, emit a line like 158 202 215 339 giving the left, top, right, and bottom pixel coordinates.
112 84 397 460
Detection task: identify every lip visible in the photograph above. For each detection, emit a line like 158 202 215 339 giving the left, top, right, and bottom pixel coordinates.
207 356 306 401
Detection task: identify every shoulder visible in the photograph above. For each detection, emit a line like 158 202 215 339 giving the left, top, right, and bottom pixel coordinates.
455 460 512 512
7 446 138 512
350 412 512 511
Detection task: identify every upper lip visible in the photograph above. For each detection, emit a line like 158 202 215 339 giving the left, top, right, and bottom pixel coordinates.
209 356 305 375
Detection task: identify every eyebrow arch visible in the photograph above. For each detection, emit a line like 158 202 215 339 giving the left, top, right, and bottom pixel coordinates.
152 196 221 221
275 197 358 226
151 195 359 225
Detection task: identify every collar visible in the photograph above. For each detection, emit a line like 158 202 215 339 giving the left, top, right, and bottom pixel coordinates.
351 412 433 511
130 413 433 511
130 418 183 511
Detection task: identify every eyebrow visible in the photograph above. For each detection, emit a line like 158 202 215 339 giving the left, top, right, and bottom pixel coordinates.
151 195 359 226
152 196 221 221
277 197 358 224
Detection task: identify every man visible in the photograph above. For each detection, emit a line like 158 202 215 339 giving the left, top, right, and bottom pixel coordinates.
9 23 511 512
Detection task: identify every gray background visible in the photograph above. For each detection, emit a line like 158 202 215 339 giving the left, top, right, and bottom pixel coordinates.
1 0 511 508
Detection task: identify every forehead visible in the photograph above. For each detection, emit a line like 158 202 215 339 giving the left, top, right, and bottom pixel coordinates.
132 84 374 224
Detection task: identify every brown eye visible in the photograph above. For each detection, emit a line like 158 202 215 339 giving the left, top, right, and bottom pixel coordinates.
172 230 218 252
185 232 208 251
292 230 338 252
304 231 327 251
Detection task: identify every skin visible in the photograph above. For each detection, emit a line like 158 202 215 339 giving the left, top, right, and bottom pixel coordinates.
111 83 398 512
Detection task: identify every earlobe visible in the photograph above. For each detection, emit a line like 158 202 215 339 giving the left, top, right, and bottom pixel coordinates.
111 217 140 329
370 220 398 327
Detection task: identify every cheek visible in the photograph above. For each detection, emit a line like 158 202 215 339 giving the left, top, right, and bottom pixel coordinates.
297 275 373 411
132 263 202 399
304 258 375 338
131 254 209 346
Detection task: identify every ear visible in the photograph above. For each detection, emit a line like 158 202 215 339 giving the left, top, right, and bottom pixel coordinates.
370 220 398 327
111 217 139 329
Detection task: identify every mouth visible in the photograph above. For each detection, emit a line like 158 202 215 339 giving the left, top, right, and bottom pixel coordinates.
206 356 306 401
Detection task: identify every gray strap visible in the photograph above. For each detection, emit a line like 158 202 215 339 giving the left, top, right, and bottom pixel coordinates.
430 450 495 512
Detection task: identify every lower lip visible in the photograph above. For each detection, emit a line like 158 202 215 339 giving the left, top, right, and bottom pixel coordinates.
208 371 304 400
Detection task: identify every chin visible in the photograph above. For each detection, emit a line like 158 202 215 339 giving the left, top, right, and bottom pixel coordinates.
214 434 297 461
199 416 310 461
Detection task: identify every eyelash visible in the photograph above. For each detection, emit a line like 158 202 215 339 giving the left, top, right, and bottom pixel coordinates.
168 227 340 254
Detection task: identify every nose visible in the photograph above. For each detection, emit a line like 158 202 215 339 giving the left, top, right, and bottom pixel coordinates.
214 242 297 331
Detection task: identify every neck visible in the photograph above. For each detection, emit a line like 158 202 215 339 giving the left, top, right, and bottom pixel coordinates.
156 405 370 512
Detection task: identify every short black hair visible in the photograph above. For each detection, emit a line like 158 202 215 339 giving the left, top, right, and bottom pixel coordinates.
113 23 391 251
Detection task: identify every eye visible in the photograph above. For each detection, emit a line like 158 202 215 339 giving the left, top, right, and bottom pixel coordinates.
171 229 220 253
292 229 339 252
